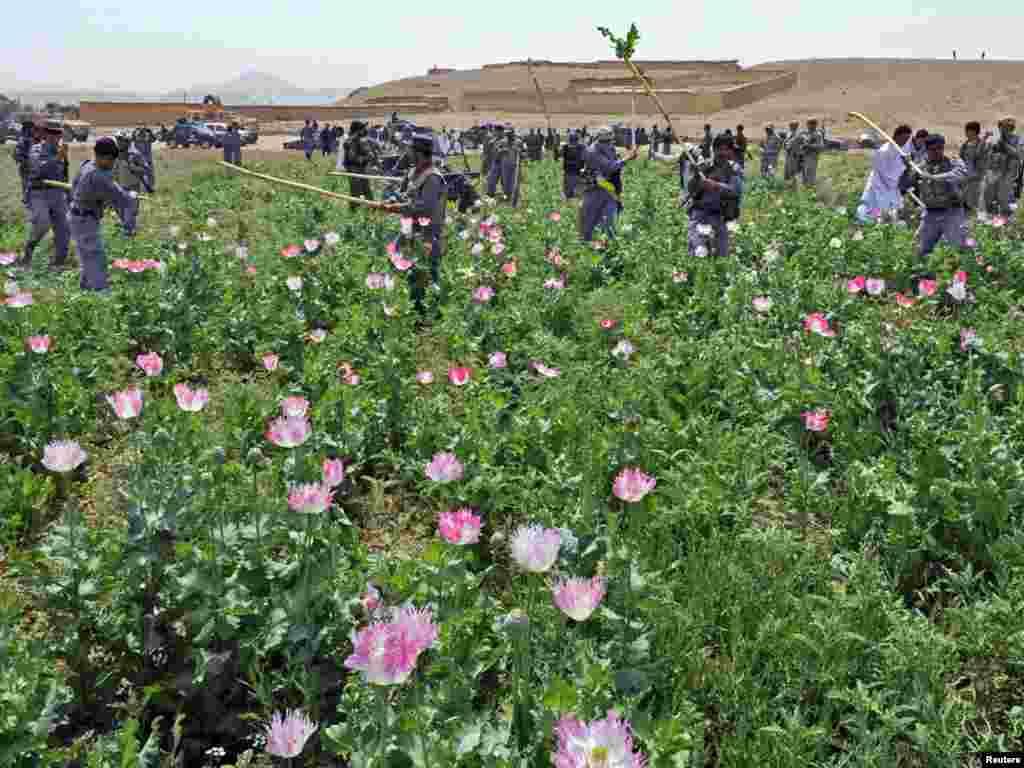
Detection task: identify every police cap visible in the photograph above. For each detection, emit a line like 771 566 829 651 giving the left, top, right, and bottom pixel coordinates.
95 136 119 158
712 132 735 150
924 134 945 148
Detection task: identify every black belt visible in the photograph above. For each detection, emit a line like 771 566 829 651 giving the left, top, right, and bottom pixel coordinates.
70 208 99 219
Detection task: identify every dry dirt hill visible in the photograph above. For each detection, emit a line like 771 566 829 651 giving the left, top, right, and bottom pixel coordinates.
346 58 1024 140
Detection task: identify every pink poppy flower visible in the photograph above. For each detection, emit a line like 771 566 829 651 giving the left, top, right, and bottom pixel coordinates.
308 328 327 343
847 276 865 294
552 576 606 622
612 467 656 503
390 253 414 271
280 396 310 418
417 217 432 227
532 361 561 378
386 240 398 255
801 409 830 432
960 328 978 351
366 272 386 290
672 271 688 284
473 285 495 303
107 387 143 420
362 582 381 612
492 242 506 256
262 353 279 371
992 215 1007 228
0 252 17 266
245 265 257 275
424 451 464 482
264 710 318 760
865 278 885 296
544 276 565 290
42 440 87 474
489 351 507 369
288 482 333 514
438 508 483 545
548 211 562 222
752 297 772 313
281 244 301 258
954 270 968 283
501 260 517 276
804 313 836 338
344 606 438 685
27 335 51 354
510 525 561 572
552 712 647 768
136 352 163 377
173 383 209 412
918 279 937 297
5 292 33 308
416 370 434 384
448 366 472 386
600 318 616 329
546 248 565 267
265 415 311 448
304 238 320 253
322 458 346 488
894 292 915 307
126 261 147 273
965 237 977 248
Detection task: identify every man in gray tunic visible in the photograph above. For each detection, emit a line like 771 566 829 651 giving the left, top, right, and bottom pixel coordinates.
783 120 802 181
221 123 243 166
980 117 1021 216
798 118 826 186
68 137 139 292
19 120 70 271
900 134 969 258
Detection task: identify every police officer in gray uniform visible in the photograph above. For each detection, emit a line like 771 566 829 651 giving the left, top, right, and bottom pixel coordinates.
900 134 969 258
488 126 524 206
69 136 139 292
686 132 743 257
19 120 70 271
343 121 378 210
13 120 36 211
383 133 447 314
114 133 148 236
221 123 243 166
133 125 156 190
580 126 637 242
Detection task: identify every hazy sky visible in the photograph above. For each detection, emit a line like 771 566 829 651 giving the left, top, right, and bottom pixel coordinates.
1 2 1014 92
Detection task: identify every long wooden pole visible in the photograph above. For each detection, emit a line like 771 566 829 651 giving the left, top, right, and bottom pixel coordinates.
220 161 386 208
622 58 679 140
44 179 149 200
328 170 398 182
527 59 552 134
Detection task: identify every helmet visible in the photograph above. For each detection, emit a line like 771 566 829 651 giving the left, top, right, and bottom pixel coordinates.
95 136 119 158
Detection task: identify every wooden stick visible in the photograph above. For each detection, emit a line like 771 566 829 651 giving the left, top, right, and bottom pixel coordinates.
623 58 679 139
328 170 399 182
220 161 386 208
44 179 149 200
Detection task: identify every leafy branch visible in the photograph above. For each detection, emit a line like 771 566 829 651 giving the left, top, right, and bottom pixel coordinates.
597 24 641 61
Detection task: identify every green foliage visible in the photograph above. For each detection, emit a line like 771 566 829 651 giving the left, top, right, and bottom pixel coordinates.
597 23 641 61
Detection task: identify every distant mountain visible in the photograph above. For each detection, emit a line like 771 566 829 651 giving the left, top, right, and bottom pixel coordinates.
164 71 351 106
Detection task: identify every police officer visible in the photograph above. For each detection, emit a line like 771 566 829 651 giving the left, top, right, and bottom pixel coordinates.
760 124 784 179
343 121 378 209
19 120 70 271
798 118 825 186
981 117 1021 216
686 132 743 258
481 125 497 182
13 119 35 212
580 126 638 242
133 124 156 190
489 126 524 206
783 120 802 181
382 133 447 314
301 119 316 160
700 124 713 159
114 133 147 236
735 125 749 169
900 134 969 258
959 121 983 214
221 123 243 166
561 131 584 199
69 136 139 292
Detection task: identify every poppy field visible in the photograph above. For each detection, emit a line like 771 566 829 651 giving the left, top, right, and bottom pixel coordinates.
1 150 1024 767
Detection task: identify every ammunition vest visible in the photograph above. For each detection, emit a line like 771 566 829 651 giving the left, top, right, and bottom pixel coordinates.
918 158 962 209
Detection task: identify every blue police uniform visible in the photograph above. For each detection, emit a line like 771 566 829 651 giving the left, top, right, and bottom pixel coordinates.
69 153 138 291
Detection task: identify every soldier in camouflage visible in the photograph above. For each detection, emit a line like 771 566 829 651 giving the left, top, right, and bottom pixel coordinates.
797 118 826 186
19 121 70 271
114 133 148 236
759 124 783 179
900 134 969 258
13 120 36 211
69 136 139 291
980 117 1021 216
958 121 983 214
342 121 379 210
783 121 802 181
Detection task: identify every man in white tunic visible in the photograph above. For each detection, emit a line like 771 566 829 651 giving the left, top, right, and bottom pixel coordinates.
857 124 913 223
